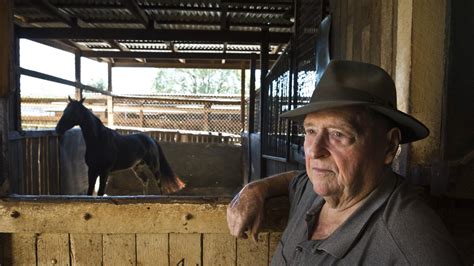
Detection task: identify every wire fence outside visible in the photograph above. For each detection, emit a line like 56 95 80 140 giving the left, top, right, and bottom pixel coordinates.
21 94 246 141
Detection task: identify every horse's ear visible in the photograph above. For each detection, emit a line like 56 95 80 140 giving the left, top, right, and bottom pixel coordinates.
80 97 86 104
68 95 72 102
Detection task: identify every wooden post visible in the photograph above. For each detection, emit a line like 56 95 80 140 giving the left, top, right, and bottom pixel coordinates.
249 56 256 133
247 55 257 184
0 0 13 98
0 0 13 196
259 28 269 179
203 102 211 132
240 65 246 132
74 52 82 99
107 63 114 127
139 108 144 128
410 0 448 194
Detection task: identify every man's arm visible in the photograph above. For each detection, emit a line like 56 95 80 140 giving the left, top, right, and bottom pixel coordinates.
226 170 299 241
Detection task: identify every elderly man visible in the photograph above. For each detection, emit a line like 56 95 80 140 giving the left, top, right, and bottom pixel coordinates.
227 60 461 265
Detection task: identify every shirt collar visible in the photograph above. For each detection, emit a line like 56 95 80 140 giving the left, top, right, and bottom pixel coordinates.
312 171 398 259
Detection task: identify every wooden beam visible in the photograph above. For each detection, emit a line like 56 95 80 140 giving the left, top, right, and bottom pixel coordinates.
78 18 291 29
110 60 273 70
121 0 150 28
17 27 291 43
27 0 76 27
0 196 288 234
107 40 128 51
221 4 229 31
82 51 279 61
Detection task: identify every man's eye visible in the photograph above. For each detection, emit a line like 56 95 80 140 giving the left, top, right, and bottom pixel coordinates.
331 131 344 138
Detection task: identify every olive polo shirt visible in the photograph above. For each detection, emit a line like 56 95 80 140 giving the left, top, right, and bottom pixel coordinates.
270 172 462 265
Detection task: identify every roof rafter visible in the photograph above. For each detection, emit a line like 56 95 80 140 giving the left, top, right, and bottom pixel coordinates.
17 27 291 43
121 0 151 28
81 51 279 61
27 0 77 27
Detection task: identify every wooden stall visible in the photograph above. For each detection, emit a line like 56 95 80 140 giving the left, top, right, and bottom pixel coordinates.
0 196 288 265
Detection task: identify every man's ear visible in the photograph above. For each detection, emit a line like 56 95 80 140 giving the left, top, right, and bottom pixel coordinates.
384 127 401 165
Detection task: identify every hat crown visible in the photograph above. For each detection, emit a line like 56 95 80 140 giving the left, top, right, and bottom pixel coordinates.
280 60 429 143
311 60 397 108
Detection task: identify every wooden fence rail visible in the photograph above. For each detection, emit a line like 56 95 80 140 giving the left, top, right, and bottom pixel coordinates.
21 95 245 135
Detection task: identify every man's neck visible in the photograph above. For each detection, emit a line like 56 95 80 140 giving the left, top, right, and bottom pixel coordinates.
311 196 368 240
310 168 391 240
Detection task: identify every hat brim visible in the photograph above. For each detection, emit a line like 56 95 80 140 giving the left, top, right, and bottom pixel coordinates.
280 101 429 144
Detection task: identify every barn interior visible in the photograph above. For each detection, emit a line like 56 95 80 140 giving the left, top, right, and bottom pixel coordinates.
0 0 473 265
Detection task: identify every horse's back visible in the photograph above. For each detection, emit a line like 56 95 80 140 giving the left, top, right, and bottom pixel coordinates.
116 132 155 149
109 132 158 170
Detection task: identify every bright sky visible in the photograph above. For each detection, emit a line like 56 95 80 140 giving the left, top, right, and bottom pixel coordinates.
20 39 165 96
19 39 253 96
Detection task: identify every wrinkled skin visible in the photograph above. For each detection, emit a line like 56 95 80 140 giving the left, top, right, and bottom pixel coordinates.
227 182 266 241
227 171 296 241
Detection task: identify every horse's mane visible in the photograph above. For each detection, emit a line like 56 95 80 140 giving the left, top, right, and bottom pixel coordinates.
76 101 108 139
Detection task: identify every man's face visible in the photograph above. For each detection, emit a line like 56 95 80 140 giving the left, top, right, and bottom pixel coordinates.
303 106 389 201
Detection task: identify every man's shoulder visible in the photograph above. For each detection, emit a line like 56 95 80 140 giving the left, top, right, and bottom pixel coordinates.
380 178 461 264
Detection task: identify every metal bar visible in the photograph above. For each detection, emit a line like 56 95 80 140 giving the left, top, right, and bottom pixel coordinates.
19 67 112 96
17 27 291 43
262 154 288 163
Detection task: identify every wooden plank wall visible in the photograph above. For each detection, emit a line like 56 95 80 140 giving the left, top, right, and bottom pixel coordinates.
0 198 287 265
1 232 283 265
8 132 60 195
330 0 396 75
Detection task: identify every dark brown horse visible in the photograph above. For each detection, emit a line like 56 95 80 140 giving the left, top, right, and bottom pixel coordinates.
55 97 185 196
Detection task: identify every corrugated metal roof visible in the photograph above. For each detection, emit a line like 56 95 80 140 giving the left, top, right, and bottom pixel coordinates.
14 0 293 68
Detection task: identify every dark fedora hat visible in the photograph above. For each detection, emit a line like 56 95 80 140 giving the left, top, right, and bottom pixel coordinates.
280 60 429 143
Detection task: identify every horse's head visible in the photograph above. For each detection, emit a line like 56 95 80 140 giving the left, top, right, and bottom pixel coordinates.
56 96 86 135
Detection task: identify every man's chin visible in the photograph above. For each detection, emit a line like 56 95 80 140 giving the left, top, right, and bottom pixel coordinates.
311 182 333 197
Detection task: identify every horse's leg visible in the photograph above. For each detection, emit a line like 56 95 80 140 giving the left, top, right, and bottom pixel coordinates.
97 171 109 196
135 164 152 195
87 168 98 196
143 179 149 195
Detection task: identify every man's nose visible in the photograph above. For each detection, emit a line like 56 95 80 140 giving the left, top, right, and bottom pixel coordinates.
306 133 330 159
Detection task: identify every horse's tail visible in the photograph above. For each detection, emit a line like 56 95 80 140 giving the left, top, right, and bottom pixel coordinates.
154 140 186 194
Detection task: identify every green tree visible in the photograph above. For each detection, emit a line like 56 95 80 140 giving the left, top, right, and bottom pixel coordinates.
89 78 106 90
152 68 241 95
